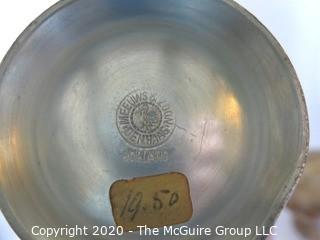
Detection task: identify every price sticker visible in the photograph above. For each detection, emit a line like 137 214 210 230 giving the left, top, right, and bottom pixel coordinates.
109 172 193 231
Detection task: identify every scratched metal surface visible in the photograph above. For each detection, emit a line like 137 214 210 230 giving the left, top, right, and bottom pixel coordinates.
0 0 308 239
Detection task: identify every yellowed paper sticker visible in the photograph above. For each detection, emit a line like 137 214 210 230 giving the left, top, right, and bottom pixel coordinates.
109 172 193 231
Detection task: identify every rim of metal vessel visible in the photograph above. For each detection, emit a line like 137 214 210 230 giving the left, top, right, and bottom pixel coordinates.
0 0 309 239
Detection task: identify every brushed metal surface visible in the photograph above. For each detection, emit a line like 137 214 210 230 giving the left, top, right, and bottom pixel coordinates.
0 0 309 239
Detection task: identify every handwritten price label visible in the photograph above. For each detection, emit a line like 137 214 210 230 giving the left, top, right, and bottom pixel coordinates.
109 172 193 231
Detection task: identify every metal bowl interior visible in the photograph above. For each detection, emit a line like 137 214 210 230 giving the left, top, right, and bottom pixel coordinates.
0 0 308 239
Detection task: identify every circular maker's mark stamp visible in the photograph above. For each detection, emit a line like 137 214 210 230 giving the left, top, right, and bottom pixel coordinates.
116 90 175 148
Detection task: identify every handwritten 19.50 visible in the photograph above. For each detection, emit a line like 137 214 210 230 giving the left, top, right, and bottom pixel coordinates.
120 189 179 221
